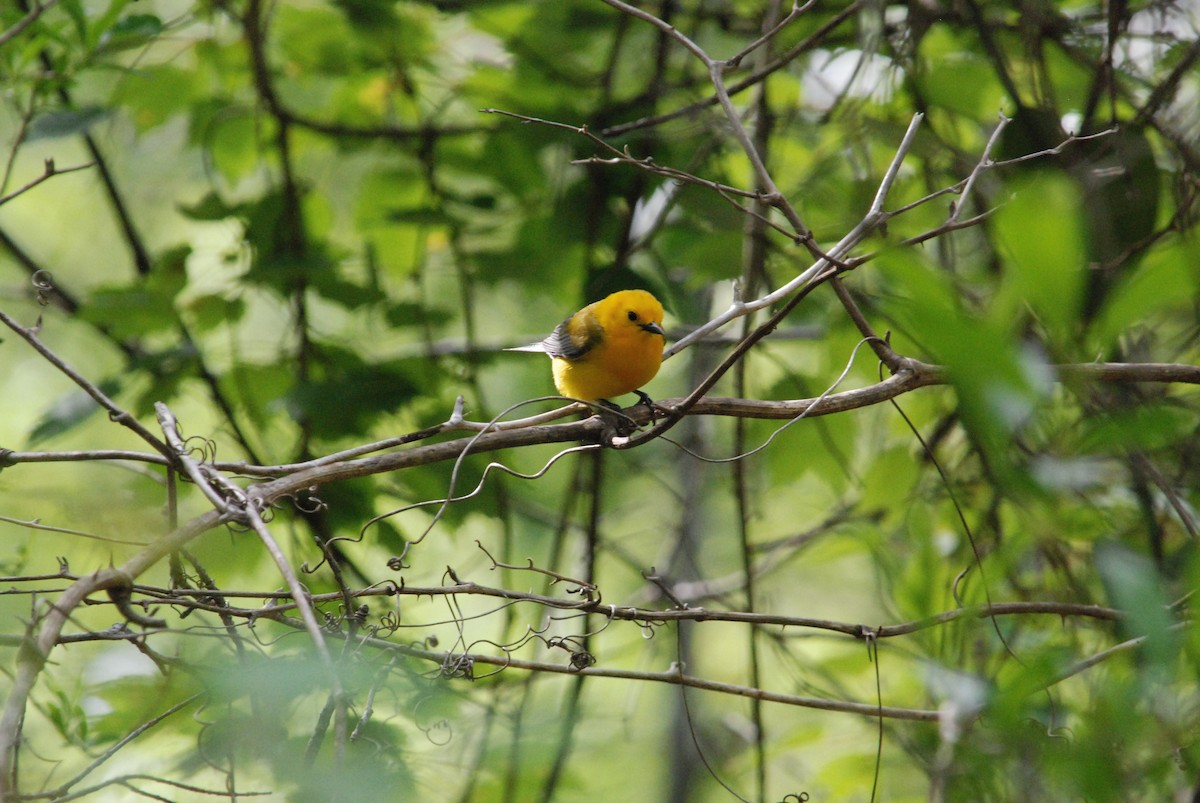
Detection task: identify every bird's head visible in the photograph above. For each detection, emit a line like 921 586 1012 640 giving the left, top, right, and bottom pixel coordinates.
602 289 665 340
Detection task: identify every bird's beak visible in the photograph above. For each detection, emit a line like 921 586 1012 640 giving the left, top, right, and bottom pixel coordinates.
641 321 665 337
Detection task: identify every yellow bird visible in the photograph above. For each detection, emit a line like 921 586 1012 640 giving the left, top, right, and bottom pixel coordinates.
511 289 666 403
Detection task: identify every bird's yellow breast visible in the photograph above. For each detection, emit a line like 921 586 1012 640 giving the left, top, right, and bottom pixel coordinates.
544 288 665 401
552 326 663 400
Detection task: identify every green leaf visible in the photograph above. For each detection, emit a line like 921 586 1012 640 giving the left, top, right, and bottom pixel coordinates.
94 13 163 55
177 190 240 222
187 101 259 182
26 107 112 141
996 106 1064 162
1090 243 1196 349
76 246 190 338
274 5 356 74
58 0 89 45
130 343 199 415
880 250 1051 489
992 172 1086 337
285 351 427 438
309 273 385 309
354 162 424 227
111 63 194 130
80 286 181 337
82 0 134 50
186 294 246 333
384 301 452 329
1095 540 1177 671
332 0 403 33
917 25 1004 119
27 380 122 446
225 363 297 429
386 206 451 225
1076 402 1196 454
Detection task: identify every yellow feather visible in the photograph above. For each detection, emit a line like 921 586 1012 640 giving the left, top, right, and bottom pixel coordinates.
524 290 666 402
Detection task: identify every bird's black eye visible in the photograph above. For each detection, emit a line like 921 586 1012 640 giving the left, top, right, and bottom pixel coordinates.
627 310 639 322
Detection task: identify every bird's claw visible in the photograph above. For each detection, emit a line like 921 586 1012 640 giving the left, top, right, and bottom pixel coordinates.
597 399 639 439
633 390 668 422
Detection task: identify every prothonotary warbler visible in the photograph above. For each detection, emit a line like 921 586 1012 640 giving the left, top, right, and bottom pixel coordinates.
510 289 666 403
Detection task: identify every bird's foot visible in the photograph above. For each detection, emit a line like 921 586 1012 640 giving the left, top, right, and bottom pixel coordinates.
596 399 638 439
633 390 669 422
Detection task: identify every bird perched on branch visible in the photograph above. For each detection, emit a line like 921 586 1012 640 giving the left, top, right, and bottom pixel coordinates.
509 289 666 404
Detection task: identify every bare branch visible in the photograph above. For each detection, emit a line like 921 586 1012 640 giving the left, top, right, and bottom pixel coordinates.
17 577 1124 643
0 508 229 797
0 159 94 207
242 503 343 692
0 0 59 48
44 695 202 799
156 403 246 516
0 514 147 546
0 306 173 458
664 113 926 357
725 0 816 70
601 0 867 138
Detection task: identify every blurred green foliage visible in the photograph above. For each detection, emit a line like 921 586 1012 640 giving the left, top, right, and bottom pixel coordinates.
1 0 1199 800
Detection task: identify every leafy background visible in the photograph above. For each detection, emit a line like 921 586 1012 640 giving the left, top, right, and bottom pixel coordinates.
1 0 1199 800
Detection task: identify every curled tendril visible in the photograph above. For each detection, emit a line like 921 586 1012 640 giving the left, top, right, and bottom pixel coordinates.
392 541 417 570
366 578 402 598
418 718 452 747
181 434 217 463
569 650 596 671
293 487 327 514
545 634 579 652
440 652 474 680
386 555 407 571
410 697 454 746
542 634 596 670
347 604 369 625
567 584 597 602
638 619 665 640
223 517 252 534
379 611 400 631
780 794 810 802
31 270 54 306
443 638 512 681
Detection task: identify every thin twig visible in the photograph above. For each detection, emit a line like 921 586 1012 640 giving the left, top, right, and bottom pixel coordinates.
0 160 94 206
725 0 815 69
665 113 926 358
0 509 230 798
155 403 245 516
948 113 1011 224
600 0 823 253
45 695 202 798
0 514 146 546
0 0 59 48
0 305 172 457
241 503 346 717
601 0 866 138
